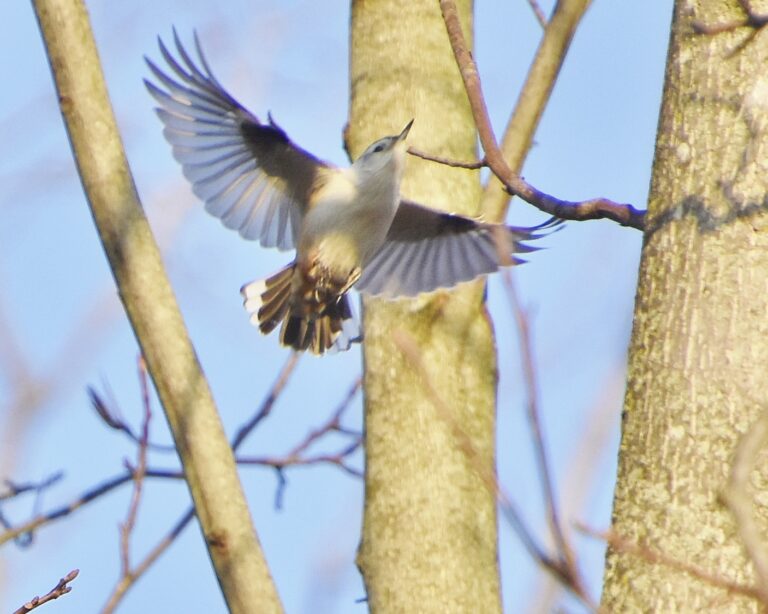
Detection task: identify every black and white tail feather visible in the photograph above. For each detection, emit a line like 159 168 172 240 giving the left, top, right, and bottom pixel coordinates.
241 266 361 355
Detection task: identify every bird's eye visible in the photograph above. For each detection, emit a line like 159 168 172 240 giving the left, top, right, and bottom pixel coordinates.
372 143 385 153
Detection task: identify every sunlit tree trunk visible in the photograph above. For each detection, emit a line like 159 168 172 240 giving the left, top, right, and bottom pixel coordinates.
32 1 282 612
347 1 502 612
603 1 768 610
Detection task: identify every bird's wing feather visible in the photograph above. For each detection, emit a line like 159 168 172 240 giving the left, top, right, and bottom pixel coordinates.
356 200 562 297
145 30 329 250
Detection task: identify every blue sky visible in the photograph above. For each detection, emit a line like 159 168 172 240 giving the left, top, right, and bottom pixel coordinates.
1 2 671 612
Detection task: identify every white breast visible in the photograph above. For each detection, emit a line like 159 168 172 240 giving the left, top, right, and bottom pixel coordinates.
299 168 400 273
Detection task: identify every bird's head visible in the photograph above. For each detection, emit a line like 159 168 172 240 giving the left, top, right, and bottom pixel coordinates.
353 119 413 178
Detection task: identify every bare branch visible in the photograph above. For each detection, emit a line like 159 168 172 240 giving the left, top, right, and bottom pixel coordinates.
12 569 79 614
0 469 185 548
526 0 548 29
103 363 354 609
285 378 362 458
231 353 301 449
438 0 645 230
502 270 576 579
101 358 153 614
580 524 765 604
88 386 175 453
94 370 360 607
1 473 63 503
0 359 302 554
482 0 592 219
407 147 486 169
237 445 363 478
528 368 624 610
237 376 364 505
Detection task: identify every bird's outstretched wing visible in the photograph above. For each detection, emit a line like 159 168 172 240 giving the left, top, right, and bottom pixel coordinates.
356 200 562 297
145 30 329 250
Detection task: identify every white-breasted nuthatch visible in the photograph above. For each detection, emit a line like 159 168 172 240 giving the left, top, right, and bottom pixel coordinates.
145 31 560 355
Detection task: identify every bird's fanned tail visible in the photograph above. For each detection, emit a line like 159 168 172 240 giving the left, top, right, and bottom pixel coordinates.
241 265 361 355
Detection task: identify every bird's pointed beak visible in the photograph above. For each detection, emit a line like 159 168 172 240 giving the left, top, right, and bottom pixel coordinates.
397 119 414 142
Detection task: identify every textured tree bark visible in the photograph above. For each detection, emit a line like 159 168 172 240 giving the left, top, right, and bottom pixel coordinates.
602 1 768 610
348 2 502 612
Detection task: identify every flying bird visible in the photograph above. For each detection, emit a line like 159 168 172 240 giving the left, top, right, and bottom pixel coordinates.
145 31 559 355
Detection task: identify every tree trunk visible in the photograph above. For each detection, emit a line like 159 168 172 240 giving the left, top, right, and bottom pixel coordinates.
603 1 768 610
348 1 502 612
32 2 282 612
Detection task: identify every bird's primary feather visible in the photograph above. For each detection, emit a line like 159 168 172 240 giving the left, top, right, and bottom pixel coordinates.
145 29 327 251
356 202 563 297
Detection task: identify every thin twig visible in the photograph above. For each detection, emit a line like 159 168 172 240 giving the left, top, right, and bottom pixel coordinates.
1 473 64 502
0 474 133 547
98 354 301 613
12 569 79 614
438 0 645 230
1 362 359 612
579 524 765 603
93 362 354 613
0 468 185 548
407 147 486 169
243 376 362 471
119 375 151 573
721 409 768 603
231 352 301 449
103 371 360 609
237 377 364 508
286 378 362 458
240 381 364 464
102 358 153 614
88 385 175 453
502 270 577 582
481 0 592 219
0 358 301 550
526 0 548 29
527 368 624 611
237 445 363 477
101 508 196 614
